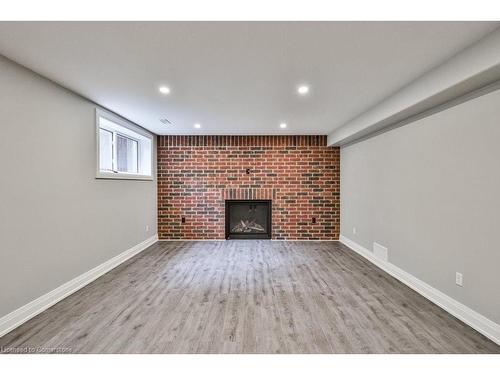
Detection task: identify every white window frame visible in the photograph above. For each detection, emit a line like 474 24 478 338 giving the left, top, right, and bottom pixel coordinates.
96 108 153 181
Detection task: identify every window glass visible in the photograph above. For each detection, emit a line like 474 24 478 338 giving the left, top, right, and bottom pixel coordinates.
99 128 113 172
116 134 138 173
96 110 152 180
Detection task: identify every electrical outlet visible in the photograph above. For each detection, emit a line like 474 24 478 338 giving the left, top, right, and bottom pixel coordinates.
353 227 356 235
456 272 463 287
145 225 150 232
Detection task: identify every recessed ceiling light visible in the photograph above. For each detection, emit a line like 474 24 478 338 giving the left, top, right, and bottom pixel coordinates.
280 123 287 129
297 85 310 95
194 123 201 129
159 86 171 95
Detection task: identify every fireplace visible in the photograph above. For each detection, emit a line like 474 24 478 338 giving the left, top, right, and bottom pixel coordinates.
225 200 272 239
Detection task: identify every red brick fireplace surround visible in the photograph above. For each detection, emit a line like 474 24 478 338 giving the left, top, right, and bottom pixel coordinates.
157 135 340 240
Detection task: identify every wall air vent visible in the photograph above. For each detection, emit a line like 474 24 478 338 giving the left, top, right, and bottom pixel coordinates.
160 118 172 125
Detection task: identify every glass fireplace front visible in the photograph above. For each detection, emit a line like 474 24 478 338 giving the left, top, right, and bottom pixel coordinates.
225 200 271 239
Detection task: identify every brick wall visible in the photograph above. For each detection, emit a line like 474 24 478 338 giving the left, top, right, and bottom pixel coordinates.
157 135 340 240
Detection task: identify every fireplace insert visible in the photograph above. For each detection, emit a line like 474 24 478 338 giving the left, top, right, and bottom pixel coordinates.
225 200 272 239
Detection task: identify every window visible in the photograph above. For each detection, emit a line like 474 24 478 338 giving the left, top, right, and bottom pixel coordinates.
96 109 153 180
116 134 138 173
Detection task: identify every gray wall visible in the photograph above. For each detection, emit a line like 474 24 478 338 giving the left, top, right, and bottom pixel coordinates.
0 56 157 317
341 88 500 324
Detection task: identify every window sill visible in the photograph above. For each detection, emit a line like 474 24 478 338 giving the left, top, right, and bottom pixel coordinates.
96 172 154 181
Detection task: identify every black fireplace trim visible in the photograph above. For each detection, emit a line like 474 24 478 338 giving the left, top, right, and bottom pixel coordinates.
225 199 272 240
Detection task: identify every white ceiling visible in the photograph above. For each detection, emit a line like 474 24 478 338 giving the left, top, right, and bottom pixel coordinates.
0 22 498 135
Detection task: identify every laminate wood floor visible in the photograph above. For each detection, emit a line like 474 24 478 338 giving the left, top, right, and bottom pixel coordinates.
1 241 499 354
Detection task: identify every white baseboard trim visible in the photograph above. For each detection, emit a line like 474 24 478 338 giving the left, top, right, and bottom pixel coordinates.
339 235 500 346
0 234 158 338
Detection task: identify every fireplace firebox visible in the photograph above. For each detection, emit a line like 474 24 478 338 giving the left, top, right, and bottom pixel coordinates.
225 200 272 239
